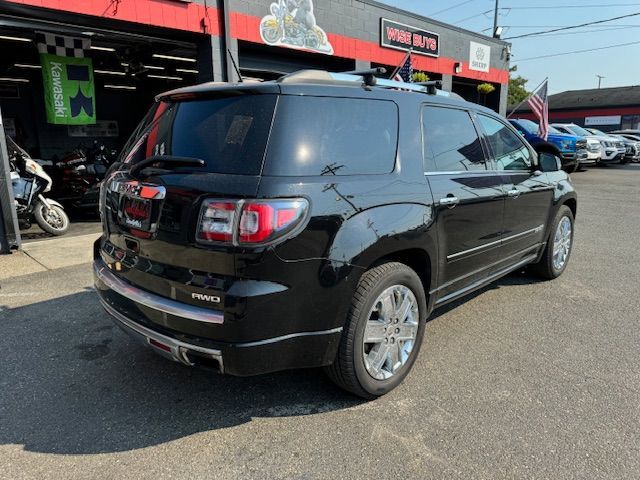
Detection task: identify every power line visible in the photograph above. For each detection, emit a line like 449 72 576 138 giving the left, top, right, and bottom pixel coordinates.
429 0 478 16
516 39 640 61
525 26 640 37
496 24 640 28
504 11 640 39
492 25 640 37
507 3 640 8
452 9 494 24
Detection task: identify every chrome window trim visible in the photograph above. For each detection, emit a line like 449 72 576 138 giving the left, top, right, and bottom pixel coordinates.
94 260 224 324
446 224 544 261
424 169 534 176
424 170 501 176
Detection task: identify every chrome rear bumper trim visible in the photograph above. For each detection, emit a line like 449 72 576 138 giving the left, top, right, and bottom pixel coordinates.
94 259 224 324
100 297 224 371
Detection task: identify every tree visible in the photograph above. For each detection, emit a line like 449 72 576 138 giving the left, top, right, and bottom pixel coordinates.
508 65 530 106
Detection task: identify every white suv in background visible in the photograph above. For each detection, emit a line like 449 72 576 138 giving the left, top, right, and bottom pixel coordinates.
592 129 640 164
552 123 625 164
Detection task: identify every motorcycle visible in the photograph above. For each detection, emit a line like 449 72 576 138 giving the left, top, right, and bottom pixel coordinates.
50 141 117 212
8 137 70 236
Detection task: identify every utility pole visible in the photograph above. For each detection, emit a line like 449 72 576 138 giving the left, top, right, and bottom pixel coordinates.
493 0 500 37
596 75 605 89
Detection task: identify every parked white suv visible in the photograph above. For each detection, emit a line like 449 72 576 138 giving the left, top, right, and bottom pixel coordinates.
552 123 625 164
591 129 640 163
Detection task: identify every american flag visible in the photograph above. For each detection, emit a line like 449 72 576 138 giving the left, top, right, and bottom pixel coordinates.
527 80 549 140
392 51 413 83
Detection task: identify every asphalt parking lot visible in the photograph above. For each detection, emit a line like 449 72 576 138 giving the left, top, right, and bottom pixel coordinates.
1 165 639 479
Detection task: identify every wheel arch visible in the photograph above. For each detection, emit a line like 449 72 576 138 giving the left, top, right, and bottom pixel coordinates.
534 142 562 156
361 248 435 317
563 197 577 219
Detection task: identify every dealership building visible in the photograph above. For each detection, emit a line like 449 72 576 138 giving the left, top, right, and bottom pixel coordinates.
0 0 511 161
510 86 640 132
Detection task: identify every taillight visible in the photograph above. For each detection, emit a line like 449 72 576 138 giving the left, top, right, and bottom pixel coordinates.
197 198 308 246
197 202 236 243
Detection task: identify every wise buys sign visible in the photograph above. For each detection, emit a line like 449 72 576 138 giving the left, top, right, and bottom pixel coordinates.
380 19 439 57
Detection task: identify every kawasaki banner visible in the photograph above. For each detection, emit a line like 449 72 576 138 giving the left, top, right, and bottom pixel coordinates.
37 32 96 125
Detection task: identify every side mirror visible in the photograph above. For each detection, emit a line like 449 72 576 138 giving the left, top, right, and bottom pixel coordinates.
538 152 562 172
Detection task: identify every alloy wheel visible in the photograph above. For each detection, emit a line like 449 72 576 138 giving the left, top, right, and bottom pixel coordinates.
552 216 572 271
362 285 419 380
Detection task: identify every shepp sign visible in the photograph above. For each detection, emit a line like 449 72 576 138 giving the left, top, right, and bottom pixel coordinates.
380 18 439 57
469 41 491 73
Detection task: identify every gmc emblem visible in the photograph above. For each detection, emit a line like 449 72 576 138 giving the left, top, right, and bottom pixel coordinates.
192 292 221 304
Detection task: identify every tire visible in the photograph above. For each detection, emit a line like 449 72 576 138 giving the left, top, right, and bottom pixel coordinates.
324 262 427 399
531 205 574 280
564 162 578 174
34 202 70 236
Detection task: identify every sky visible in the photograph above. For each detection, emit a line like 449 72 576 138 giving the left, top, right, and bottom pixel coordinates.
380 0 640 94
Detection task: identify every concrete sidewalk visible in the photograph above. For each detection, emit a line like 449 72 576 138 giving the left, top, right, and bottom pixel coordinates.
0 233 98 280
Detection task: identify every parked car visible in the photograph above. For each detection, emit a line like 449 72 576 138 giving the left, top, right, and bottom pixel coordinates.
613 135 640 163
509 118 587 172
610 129 640 137
94 70 577 398
611 132 640 143
587 128 640 163
553 123 625 164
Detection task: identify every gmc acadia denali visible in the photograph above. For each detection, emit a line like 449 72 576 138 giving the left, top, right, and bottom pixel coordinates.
94 70 577 398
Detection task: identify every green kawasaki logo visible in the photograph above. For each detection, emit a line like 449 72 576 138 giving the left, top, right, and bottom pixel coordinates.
41 53 96 125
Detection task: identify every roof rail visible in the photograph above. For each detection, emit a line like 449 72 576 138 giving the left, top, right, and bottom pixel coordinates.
277 69 452 97
341 67 387 86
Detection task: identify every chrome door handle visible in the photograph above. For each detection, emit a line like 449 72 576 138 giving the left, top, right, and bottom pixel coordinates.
440 196 459 208
507 189 521 198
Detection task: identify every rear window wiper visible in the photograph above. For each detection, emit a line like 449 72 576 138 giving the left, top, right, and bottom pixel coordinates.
129 155 205 176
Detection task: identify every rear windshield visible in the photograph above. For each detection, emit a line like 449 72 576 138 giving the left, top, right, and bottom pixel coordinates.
264 96 398 176
122 94 398 177
121 95 277 175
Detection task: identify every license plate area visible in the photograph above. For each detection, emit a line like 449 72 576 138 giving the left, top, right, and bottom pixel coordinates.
119 196 152 231
111 179 167 235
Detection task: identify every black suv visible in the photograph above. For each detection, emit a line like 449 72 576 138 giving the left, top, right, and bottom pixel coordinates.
94 70 577 398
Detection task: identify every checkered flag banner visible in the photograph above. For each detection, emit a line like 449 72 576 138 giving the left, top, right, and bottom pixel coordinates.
36 31 90 58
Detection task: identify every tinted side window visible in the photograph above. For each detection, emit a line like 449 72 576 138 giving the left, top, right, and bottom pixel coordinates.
478 115 532 171
264 96 398 176
422 106 486 172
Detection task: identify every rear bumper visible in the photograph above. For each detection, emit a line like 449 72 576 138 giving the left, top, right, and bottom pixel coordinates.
94 259 342 376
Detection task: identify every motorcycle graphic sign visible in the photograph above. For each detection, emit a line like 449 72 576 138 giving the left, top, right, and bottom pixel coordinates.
260 0 334 55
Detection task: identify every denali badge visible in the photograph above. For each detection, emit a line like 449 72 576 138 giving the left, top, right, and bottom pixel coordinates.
192 292 221 303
